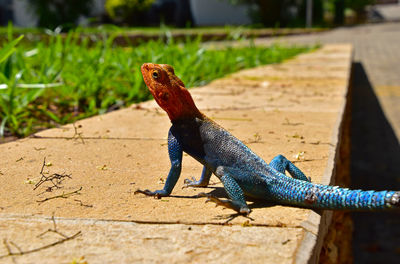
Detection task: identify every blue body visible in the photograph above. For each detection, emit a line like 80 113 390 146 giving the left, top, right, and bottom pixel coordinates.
139 116 400 213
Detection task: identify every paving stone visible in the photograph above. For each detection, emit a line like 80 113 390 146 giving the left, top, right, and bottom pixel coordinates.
0 216 303 264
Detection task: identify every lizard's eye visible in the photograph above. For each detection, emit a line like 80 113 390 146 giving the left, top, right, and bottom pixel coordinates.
152 71 159 79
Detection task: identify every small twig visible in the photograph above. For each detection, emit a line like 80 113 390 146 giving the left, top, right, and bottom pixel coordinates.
292 159 321 163
33 157 71 191
36 187 82 204
37 214 68 239
34 172 71 191
308 141 334 146
0 216 82 259
0 232 81 259
3 239 12 255
8 241 22 254
282 118 304 126
70 123 85 144
74 199 93 208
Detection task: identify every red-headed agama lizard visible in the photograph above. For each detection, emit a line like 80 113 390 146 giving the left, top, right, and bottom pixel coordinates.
135 63 400 215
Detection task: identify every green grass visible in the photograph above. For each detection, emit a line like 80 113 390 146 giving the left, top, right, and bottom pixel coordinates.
0 24 327 36
0 27 315 138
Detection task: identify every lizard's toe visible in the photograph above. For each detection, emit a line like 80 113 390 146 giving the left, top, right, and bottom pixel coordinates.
197 192 247 214
134 189 166 199
182 177 198 189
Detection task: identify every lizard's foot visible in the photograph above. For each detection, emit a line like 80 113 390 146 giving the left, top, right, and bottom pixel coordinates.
134 189 168 199
182 177 208 189
197 192 251 215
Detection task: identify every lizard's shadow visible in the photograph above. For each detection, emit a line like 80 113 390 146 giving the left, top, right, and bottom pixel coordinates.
172 186 324 215
168 186 226 199
172 186 277 210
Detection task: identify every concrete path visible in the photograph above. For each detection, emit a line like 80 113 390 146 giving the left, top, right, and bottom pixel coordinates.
248 22 400 263
0 45 352 263
373 4 400 22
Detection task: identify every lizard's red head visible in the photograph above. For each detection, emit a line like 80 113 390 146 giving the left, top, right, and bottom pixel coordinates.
141 63 202 122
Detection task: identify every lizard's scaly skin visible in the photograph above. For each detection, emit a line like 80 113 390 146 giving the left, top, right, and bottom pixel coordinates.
135 63 400 214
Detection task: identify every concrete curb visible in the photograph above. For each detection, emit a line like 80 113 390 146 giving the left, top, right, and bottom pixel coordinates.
295 47 353 264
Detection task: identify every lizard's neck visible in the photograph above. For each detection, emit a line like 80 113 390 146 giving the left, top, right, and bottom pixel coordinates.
165 88 203 122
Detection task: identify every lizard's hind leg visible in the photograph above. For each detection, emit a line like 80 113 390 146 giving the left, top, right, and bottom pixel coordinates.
198 166 251 215
269 154 311 182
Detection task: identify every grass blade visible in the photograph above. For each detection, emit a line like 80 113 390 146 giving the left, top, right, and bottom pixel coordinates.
0 35 24 64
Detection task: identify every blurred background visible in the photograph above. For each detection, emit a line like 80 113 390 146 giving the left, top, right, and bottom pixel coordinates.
0 0 397 30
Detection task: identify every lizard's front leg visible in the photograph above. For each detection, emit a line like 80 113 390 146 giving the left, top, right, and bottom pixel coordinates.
183 165 212 188
135 129 183 198
198 166 251 215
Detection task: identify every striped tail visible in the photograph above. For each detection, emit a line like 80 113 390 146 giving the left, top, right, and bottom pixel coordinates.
270 177 400 210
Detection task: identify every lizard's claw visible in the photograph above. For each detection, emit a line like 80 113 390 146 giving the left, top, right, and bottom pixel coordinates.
197 192 225 206
182 177 207 189
134 189 166 199
197 192 251 215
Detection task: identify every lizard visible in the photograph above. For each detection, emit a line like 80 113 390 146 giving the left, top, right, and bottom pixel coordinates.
135 63 400 215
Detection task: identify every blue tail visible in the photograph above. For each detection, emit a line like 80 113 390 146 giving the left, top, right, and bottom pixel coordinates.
269 177 400 210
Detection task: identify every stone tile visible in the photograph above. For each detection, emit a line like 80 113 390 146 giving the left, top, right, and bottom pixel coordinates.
0 216 303 264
